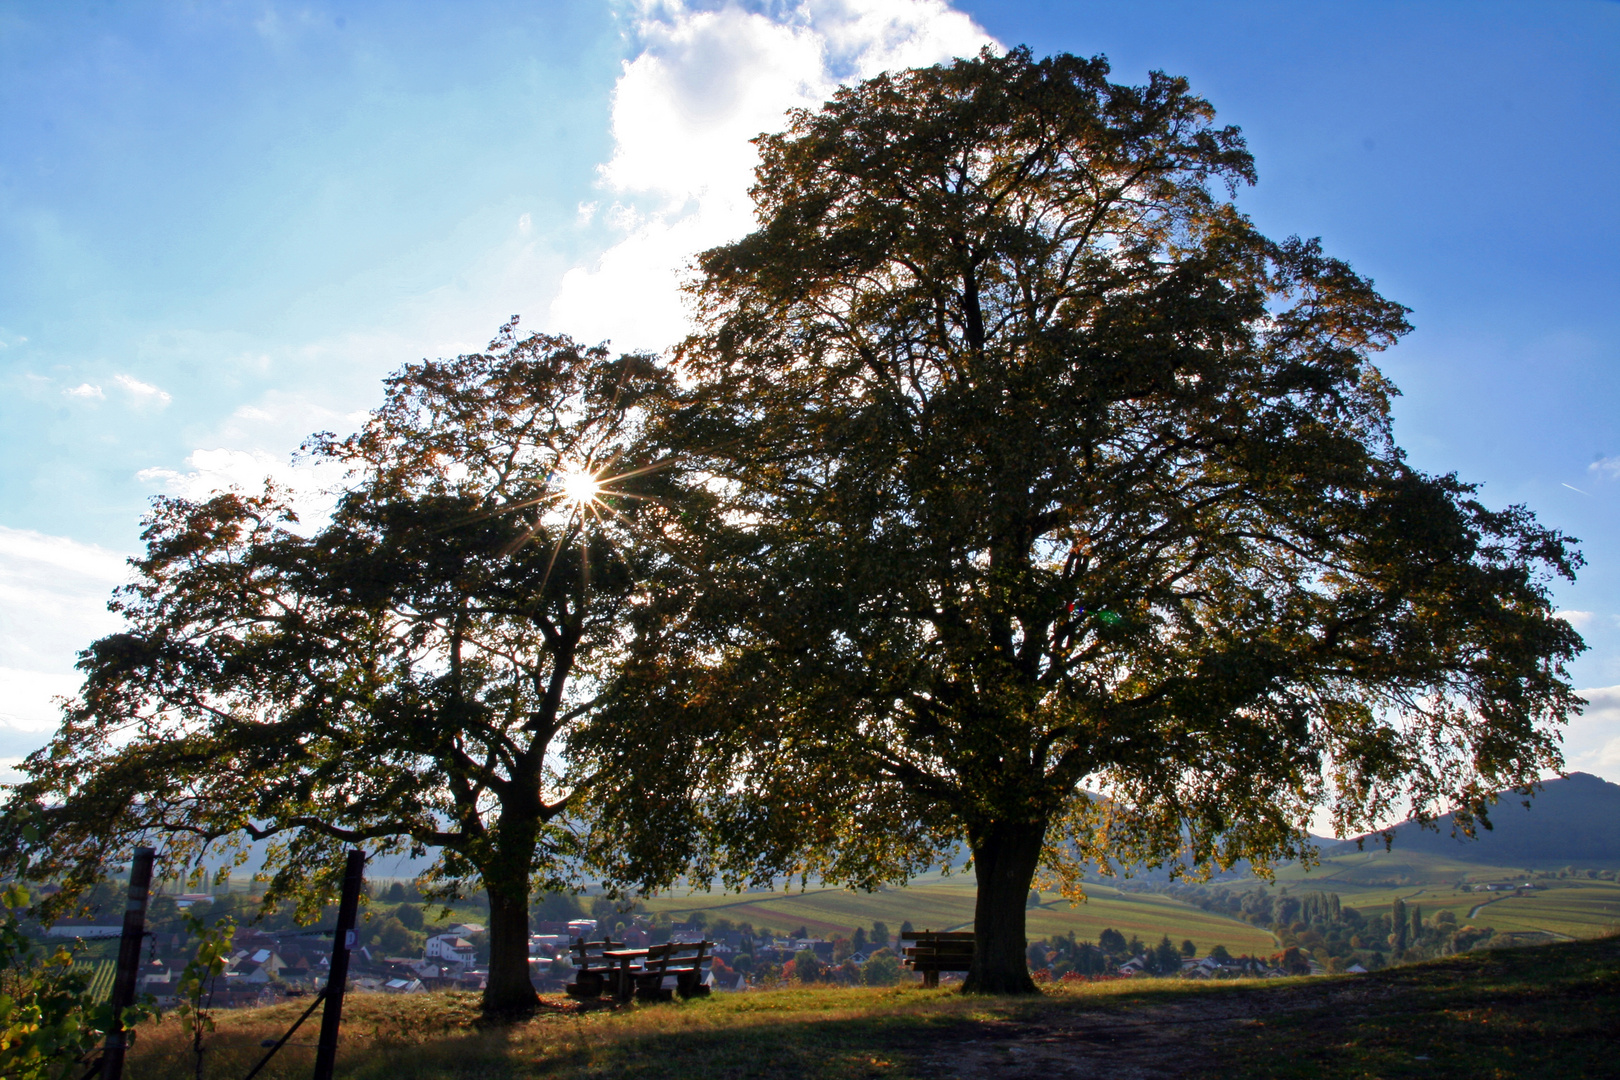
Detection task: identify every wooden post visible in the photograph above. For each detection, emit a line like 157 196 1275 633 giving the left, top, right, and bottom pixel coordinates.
99 846 155 1080
312 850 365 1080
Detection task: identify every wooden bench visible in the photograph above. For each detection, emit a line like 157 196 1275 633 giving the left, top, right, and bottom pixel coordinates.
900 930 974 987
564 938 624 999
631 940 713 1002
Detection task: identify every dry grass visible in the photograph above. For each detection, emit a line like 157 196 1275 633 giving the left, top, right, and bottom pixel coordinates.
125 978 1220 1080
124 936 1620 1079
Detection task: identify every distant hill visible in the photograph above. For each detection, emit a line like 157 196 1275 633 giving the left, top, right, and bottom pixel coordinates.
1331 772 1620 868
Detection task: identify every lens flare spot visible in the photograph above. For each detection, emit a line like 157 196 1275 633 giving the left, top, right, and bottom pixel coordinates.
558 467 601 505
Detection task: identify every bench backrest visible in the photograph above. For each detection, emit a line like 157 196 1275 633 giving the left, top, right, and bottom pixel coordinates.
642 939 712 975
900 930 975 972
570 938 623 965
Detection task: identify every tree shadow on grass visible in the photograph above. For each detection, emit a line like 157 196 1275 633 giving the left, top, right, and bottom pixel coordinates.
1190 935 1620 1080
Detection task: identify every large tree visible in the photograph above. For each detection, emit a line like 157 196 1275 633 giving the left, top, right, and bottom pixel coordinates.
1 323 684 1016
580 50 1585 993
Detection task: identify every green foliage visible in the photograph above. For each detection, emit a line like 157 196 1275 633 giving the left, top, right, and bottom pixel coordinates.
790 948 826 983
173 911 234 1076
1149 935 1181 975
373 917 412 955
859 951 900 986
0 885 152 1080
531 892 585 923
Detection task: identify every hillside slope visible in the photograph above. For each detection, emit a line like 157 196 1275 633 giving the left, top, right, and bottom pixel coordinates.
1334 771 1620 867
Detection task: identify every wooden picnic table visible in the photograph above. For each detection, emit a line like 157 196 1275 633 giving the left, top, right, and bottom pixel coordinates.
566 938 714 1002
601 947 650 1001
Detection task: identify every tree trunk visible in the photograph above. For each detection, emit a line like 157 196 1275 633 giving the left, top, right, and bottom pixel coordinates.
962 818 1047 995
482 881 538 1017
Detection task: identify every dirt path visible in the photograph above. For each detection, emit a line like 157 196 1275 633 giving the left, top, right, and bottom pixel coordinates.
905 982 1389 1079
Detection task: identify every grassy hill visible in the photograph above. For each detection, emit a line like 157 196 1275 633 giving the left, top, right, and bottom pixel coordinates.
124 934 1620 1079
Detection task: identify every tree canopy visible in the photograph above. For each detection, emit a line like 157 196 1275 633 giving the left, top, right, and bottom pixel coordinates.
580 48 1585 993
1 323 684 1016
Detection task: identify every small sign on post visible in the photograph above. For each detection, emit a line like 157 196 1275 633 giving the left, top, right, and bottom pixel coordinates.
99 846 155 1080
312 849 365 1080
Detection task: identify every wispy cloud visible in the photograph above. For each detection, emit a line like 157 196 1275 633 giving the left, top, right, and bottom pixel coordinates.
63 382 104 399
114 373 173 406
137 447 345 529
550 0 994 352
0 526 130 741
1590 456 1620 480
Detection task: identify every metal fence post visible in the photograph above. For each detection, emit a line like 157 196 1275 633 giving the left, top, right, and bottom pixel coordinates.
311 849 365 1080
99 846 155 1080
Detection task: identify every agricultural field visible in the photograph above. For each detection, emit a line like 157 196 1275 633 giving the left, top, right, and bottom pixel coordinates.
1465 883 1620 938
639 877 1277 955
73 958 116 1003
1223 849 1620 941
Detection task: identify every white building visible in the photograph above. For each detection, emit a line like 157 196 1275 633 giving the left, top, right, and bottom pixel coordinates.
425 934 477 964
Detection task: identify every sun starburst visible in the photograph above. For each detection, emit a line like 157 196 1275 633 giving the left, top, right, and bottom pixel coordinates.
557 466 602 506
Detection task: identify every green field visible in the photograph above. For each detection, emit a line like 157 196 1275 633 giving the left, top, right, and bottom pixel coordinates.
1464 884 1620 937
640 877 1277 955
1255 848 1620 939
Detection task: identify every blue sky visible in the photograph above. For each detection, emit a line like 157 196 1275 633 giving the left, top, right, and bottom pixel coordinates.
2 0 1618 797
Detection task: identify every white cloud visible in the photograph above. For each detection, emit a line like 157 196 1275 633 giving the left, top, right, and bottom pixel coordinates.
550 0 994 352
1566 685 1620 782
114 373 173 406
1557 610 1595 628
1589 457 1620 480
63 382 104 399
0 527 131 742
136 447 346 528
